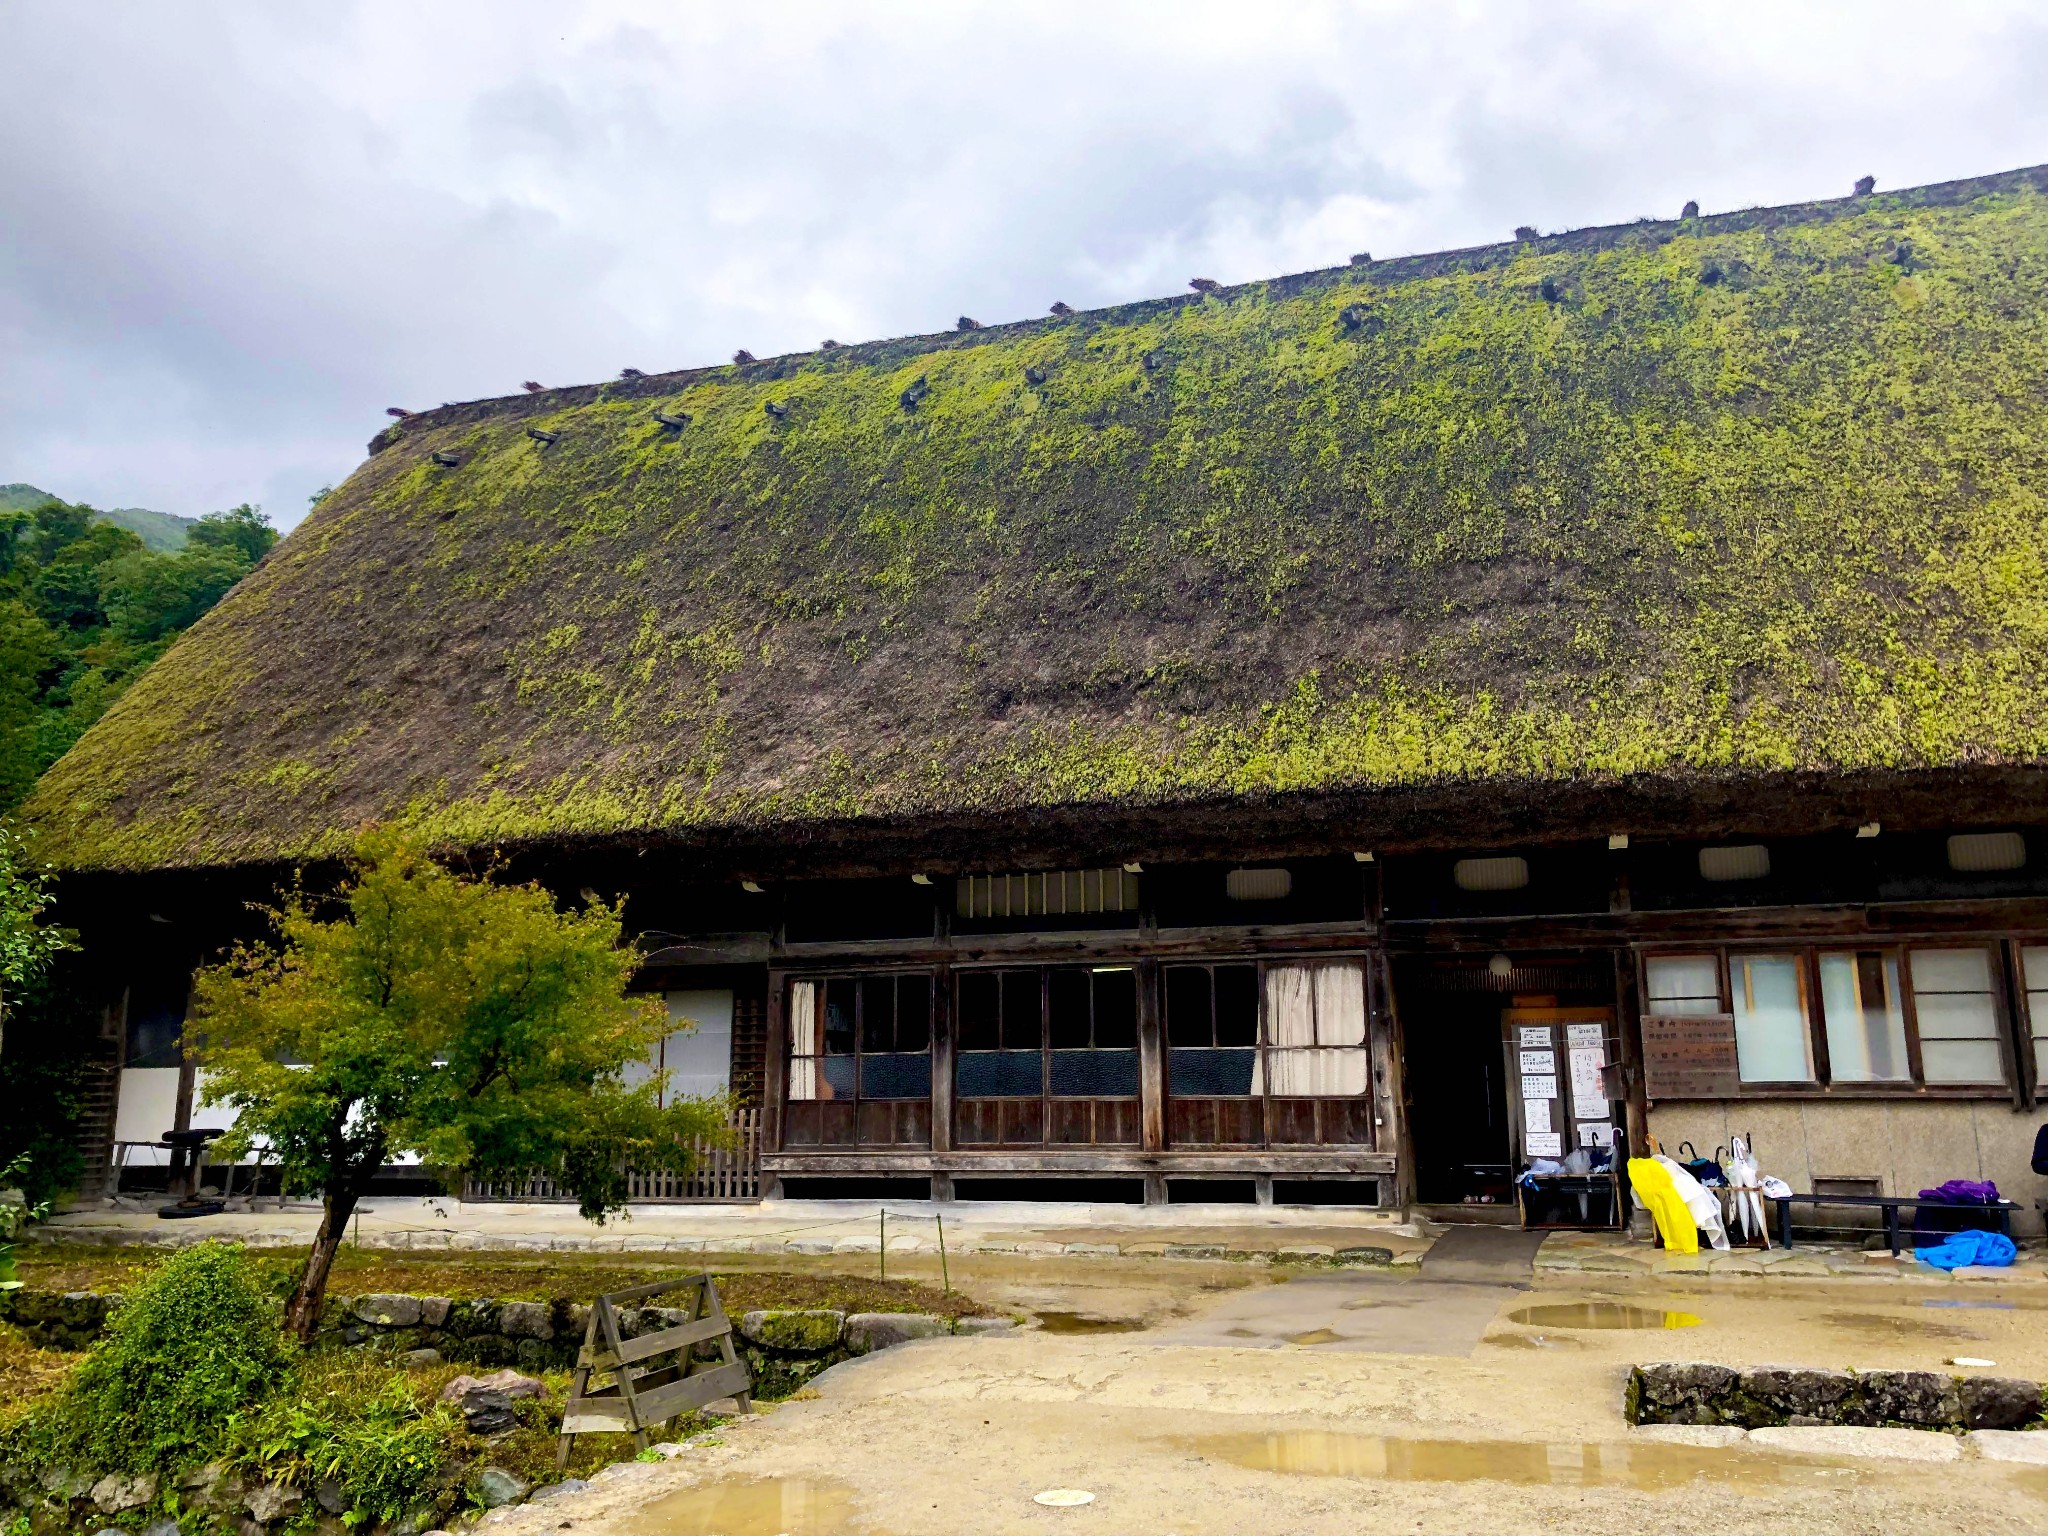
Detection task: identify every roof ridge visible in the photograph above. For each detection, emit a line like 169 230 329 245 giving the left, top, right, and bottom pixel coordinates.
372 161 2048 455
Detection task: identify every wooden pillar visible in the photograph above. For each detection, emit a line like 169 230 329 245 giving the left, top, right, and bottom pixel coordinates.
1368 950 1413 1210
1137 958 1165 1154
763 969 788 1156
1612 948 1650 1155
930 962 955 1156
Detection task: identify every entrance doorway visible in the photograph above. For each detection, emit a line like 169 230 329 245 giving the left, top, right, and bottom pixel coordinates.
1394 955 1616 1206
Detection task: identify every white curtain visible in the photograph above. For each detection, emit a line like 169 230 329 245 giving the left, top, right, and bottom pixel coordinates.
1259 964 1369 1096
788 982 821 1101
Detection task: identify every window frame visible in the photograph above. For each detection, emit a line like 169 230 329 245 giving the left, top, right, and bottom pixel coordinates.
1639 942 2015 1095
953 963 1143 1106
786 971 935 1105
1162 957 1374 1103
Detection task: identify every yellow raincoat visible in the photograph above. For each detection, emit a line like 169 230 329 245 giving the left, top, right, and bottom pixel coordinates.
1627 1156 1698 1255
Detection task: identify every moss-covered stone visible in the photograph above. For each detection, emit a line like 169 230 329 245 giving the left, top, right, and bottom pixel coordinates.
26 165 2048 870
737 1308 844 1353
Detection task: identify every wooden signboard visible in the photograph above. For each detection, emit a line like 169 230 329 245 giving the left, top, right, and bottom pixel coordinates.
557 1273 752 1467
1640 1013 1741 1099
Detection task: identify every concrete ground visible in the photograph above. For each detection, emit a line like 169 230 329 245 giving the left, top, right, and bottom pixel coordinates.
463 1251 2048 1536
40 1200 2048 1532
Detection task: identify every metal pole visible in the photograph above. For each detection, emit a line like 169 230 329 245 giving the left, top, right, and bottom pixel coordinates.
879 1207 886 1282
936 1211 950 1295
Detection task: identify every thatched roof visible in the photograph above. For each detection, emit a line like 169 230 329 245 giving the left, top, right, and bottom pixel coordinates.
30 165 2048 874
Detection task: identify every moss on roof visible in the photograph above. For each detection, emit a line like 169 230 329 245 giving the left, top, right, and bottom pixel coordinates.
28 166 2048 871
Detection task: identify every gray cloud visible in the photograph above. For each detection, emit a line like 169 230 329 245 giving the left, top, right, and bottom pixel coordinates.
3 1 2045 529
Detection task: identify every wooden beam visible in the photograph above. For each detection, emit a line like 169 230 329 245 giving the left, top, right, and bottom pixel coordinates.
1137 958 1165 1154
762 1149 1395 1175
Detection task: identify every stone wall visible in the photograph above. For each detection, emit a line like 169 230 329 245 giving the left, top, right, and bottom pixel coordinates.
1629 1361 2046 1430
0 1287 1001 1386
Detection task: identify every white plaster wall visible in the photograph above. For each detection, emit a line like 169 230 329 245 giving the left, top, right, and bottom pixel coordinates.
1648 1098 2048 1236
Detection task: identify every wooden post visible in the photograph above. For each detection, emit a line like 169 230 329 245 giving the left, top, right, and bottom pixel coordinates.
1137 958 1165 1155
1612 948 1650 1155
930 962 955 1159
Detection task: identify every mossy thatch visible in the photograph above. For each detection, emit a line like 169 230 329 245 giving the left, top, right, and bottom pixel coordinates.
28 165 2048 872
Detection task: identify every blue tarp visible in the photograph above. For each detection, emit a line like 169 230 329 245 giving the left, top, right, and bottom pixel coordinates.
1914 1228 2017 1270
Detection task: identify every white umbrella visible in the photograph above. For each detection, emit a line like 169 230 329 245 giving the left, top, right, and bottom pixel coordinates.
1725 1136 1767 1247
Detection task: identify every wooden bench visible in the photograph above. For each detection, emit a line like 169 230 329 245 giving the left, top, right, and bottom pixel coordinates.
1771 1193 2022 1256
556 1273 752 1467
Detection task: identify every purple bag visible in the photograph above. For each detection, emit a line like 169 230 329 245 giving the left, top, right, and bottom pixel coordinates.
1913 1180 2003 1246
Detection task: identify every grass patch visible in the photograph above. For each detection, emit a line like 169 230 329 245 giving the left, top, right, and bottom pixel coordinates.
0 1324 81 1417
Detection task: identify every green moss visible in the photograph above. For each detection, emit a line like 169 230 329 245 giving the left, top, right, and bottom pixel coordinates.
26 169 2048 869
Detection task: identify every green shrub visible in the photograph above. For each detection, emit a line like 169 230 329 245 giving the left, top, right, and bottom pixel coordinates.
57 1240 296 1471
230 1374 452 1529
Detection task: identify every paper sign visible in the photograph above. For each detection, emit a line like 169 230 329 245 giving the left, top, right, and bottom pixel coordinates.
1577 1123 1615 1148
1518 1025 1553 1049
1521 1074 1558 1102
1526 1133 1563 1158
1569 1046 1608 1117
1566 1022 1604 1048
1519 1050 1555 1075
1523 1098 1552 1134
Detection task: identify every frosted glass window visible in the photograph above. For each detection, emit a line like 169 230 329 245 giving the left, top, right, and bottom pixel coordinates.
1645 955 1722 1015
1730 954 1814 1082
1908 948 2004 1084
1818 953 1909 1082
2024 946 2048 1080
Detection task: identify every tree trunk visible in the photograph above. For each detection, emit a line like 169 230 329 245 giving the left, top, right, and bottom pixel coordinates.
283 1184 360 1342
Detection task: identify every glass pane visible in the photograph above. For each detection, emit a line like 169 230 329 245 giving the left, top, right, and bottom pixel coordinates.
1646 955 1721 1012
1913 992 1999 1041
957 972 1000 1052
2024 945 2048 991
1001 970 1043 1049
1920 1039 2004 1084
1165 966 1212 1047
823 980 857 1055
1169 1047 1256 1096
1093 969 1137 1049
895 976 931 1053
2036 1036 2048 1081
1314 964 1368 1047
1909 947 1994 993
1047 969 1091 1049
1216 965 1260 1047
1730 954 1813 1082
821 1056 857 1098
859 976 896 1053
957 1050 1044 1097
859 1052 931 1100
1818 952 1909 1082
1050 1050 1139 1096
1264 1048 1369 1096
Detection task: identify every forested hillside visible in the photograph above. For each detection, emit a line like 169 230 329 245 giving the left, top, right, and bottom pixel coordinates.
0 483 195 551
0 494 275 808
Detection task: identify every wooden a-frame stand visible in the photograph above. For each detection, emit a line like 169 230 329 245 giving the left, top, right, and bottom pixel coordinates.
556 1273 752 1469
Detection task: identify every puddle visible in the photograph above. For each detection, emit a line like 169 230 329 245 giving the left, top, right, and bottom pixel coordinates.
1923 1300 2018 1311
1505 1303 1701 1330
1034 1311 1144 1335
1285 1327 1342 1347
1822 1310 1978 1339
633 1478 865 1536
1191 1432 1863 1491
1485 1332 1585 1350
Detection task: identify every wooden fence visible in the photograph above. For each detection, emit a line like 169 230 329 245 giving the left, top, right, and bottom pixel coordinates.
463 1108 761 1204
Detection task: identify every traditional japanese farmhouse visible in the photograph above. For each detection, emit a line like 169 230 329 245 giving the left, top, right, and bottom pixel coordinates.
30 164 2048 1228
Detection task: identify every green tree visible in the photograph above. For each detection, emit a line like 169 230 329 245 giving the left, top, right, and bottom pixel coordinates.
0 602 57 806
102 544 252 643
191 830 717 1339
188 502 278 565
0 822 74 1060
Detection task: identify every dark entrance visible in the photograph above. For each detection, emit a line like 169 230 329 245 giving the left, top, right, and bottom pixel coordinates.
1394 955 1616 1206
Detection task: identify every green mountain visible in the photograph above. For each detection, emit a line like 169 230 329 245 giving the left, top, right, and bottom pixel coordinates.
0 483 194 551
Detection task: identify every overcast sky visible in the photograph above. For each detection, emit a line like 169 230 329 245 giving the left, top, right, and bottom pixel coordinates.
4 2 2046 531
